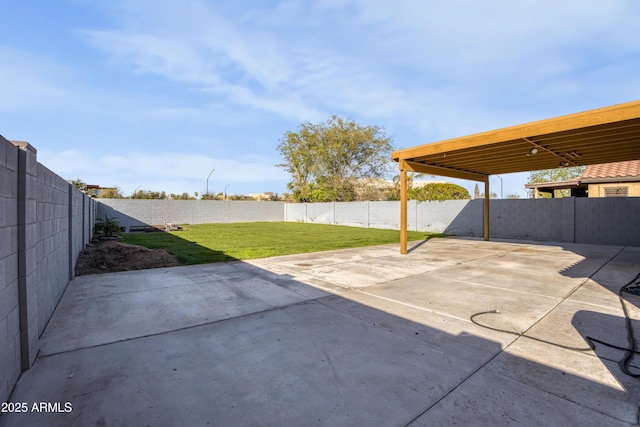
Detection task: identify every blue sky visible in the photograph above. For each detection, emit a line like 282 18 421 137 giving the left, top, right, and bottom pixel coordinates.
1 1 639 198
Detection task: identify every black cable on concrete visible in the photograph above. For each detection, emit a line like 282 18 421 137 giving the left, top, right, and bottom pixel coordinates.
470 272 640 378
470 310 595 352
619 272 640 377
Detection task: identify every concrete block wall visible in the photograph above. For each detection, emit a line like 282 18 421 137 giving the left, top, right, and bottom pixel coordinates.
489 199 563 242
561 198 575 243
283 199 640 246
17 142 39 371
0 136 95 404
575 197 640 246
72 187 94 280
0 139 21 406
97 199 284 230
285 201 400 229
35 164 76 336
334 202 368 227
418 199 474 234
369 201 401 230
283 203 305 223
285 200 473 233
303 202 335 225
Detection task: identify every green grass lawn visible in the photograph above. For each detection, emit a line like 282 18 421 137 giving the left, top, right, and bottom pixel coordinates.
122 222 443 264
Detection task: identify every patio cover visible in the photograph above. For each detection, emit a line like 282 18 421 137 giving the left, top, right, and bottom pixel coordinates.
392 100 640 254
524 178 585 198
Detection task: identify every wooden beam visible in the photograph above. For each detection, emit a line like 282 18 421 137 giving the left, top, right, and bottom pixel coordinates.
523 137 578 166
392 100 640 161
400 160 487 182
400 168 408 254
483 177 490 241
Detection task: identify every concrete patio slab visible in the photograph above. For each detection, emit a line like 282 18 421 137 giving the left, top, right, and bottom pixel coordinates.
413 364 633 426
4 297 502 427
524 299 640 362
38 262 329 356
318 291 516 364
1 237 639 427
426 263 584 299
361 275 560 330
592 247 640 287
490 339 640 424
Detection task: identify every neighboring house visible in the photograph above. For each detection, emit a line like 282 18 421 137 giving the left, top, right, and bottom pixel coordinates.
411 179 448 188
354 178 450 190
526 160 640 198
581 161 640 197
248 192 278 200
79 184 119 198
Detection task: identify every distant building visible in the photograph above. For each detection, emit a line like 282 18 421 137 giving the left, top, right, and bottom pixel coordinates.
411 179 448 188
247 192 280 201
355 178 448 189
581 161 640 197
525 160 640 198
69 182 119 198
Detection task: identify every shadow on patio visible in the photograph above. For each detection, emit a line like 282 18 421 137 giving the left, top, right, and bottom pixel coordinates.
1 237 639 426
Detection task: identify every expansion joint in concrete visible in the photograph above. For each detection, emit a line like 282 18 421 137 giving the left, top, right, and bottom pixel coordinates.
38 297 329 360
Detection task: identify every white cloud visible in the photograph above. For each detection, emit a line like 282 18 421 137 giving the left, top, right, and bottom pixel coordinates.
80 31 214 87
6 0 640 202
80 0 640 135
77 0 423 122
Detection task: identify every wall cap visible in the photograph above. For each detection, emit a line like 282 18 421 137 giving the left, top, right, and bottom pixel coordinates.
9 140 37 154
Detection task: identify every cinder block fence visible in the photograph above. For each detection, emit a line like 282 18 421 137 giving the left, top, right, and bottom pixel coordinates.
98 197 640 247
0 136 96 404
282 198 640 246
3 132 639 404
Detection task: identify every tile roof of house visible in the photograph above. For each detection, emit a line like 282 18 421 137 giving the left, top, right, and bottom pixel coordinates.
525 160 640 189
581 160 640 180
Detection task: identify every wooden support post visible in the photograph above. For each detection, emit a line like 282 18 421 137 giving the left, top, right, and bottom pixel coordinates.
483 176 490 241
400 168 408 254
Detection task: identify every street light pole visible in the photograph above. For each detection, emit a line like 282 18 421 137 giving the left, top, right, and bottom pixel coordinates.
224 184 230 200
206 168 215 197
495 175 503 199
132 185 141 199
